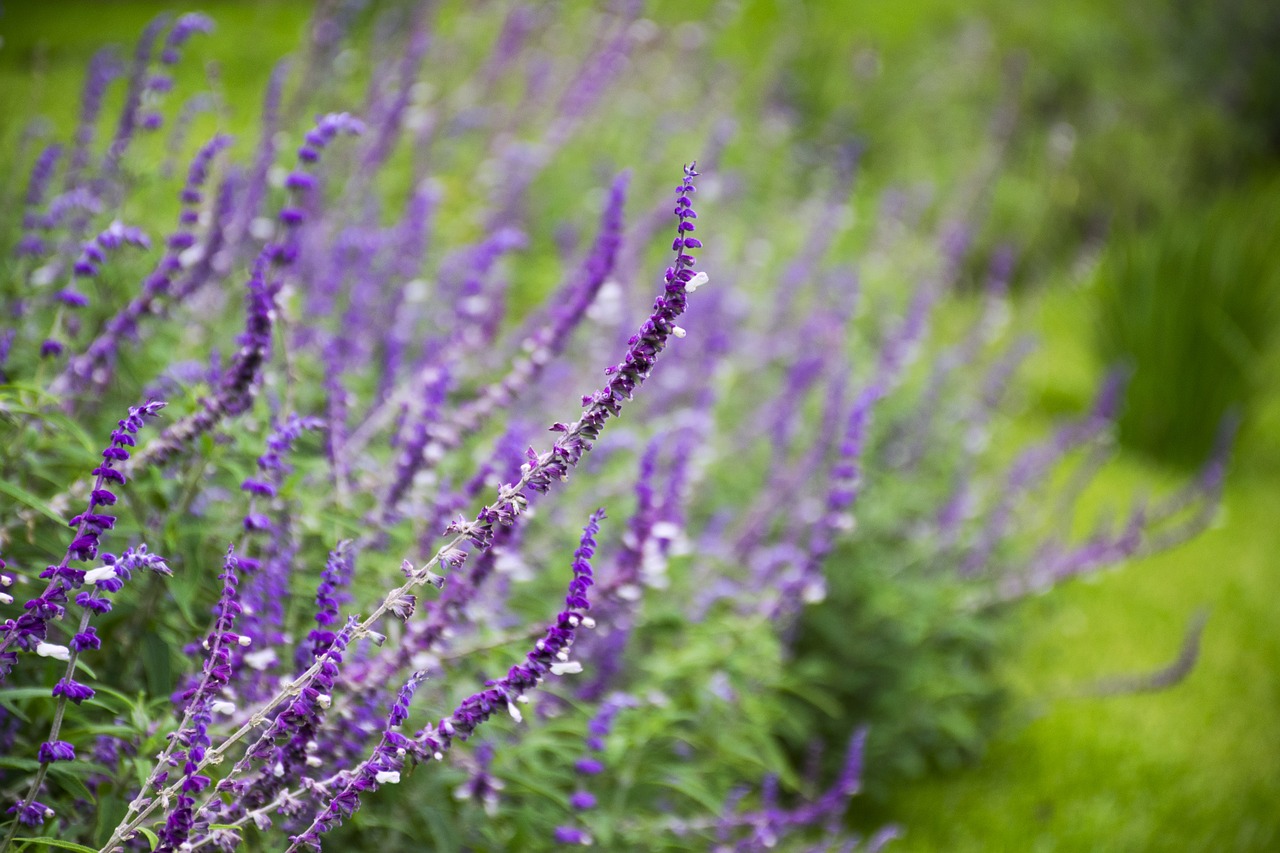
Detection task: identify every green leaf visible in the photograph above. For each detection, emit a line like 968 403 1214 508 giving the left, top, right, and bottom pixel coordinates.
12 839 99 853
0 478 65 525
135 827 160 850
655 774 724 814
45 765 94 801
0 687 58 702
141 634 172 699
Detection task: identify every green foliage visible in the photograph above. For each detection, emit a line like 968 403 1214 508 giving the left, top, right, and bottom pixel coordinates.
790 543 1006 804
1164 0 1280 159
1093 175 1280 465
321 608 803 851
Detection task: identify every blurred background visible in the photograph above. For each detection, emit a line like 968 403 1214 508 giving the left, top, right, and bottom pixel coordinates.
1 0 1278 850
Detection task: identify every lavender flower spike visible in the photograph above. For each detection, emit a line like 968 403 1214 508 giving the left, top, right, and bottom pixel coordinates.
162 12 215 65
447 163 704 552
108 168 702 846
156 547 245 853
60 134 234 392
0 401 166 681
128 114 361 472
280 671 428 851
284 510 607 852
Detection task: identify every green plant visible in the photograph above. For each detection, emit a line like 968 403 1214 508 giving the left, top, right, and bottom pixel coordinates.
1093 174 1280 465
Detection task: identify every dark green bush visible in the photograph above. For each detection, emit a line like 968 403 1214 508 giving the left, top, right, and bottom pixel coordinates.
1094 175 1280 465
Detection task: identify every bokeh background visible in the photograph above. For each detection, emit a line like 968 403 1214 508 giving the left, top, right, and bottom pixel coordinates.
1 1 1278 850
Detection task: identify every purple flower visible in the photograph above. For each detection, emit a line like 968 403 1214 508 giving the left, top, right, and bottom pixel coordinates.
60 134 233 394
554 826 591 844
52 678 95 704
6 799 54 827
162 12 215 64
37 740 76 763
574 757 604 775
448 164 704 553
65 47 124 184
129 116 358 474
70 628 101 652
0 401 164 678
308 541 356 659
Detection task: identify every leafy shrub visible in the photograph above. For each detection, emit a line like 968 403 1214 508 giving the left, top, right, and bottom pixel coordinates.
0 5 1228 852
1094 174 1280 466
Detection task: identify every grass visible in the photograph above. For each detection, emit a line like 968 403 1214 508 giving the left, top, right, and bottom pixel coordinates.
883 286 1280 851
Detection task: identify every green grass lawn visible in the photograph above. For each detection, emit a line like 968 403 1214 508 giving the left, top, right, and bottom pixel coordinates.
885 286 1280 851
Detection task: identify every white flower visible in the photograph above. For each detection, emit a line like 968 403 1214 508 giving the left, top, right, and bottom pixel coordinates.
375 770 401 785
243 649 277 671
178 244 205 269
210 700 236 715
671 325 687 338
651 522 681 540
801 579 827 605
0 592 11 605
685 271 709 292
36 643 70 661
315 694 332 709
550 661 583 676
507 702 523 723
83 566 118 585
237 635 252 647
30 264 57 287
249 216 274 241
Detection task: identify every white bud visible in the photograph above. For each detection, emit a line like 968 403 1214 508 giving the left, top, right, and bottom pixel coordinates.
210 700 236 715
30 265 57 287
237 635 252 647
249 216 274 241
801 579 828 605
316 694 332 709
83 566 118 585
178 244 205 269
507 702 523 723
375 770 401 785
550 661 583 676
36 642 70 661
0 593 11 605
652 522 681 540
685 271 709 292
671 325 687 338
306 755 323 768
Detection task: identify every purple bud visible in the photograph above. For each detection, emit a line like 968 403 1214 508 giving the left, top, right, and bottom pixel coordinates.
574 757 605 775
38 740 77 763
71 628 101 651
52 678 95 704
